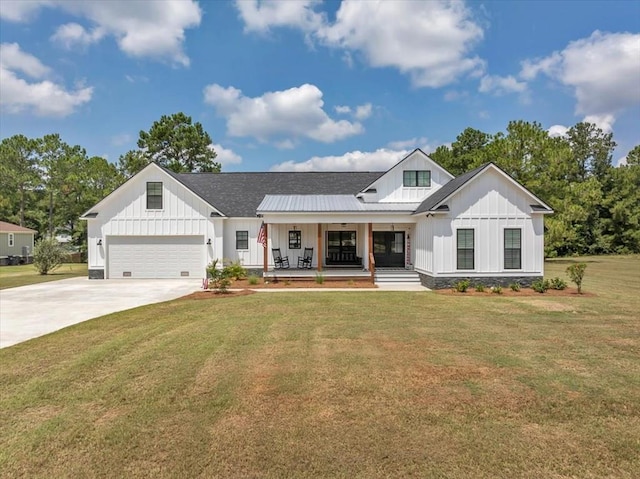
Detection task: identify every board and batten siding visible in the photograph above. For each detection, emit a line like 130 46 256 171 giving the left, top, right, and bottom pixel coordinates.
413 168 545 276
364 150 453 203
87 166 221 272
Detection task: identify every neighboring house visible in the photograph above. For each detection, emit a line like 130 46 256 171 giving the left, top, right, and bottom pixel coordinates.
0 221 36 266
81 149 553 288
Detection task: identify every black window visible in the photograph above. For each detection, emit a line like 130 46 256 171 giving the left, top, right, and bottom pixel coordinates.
289 230 301 249
403 170 431 187
457 229 474 270
504 229 521 269
236 231 248 250
146 182 163 209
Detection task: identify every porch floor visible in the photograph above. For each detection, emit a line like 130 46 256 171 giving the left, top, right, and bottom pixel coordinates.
263 267 411 279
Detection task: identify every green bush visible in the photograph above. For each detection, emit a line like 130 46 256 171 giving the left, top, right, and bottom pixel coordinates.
474 283 485 292
225 260 247 280
532 279 550 293
549 277 567 290
453 279 470 293
566 263 587 294
247 274 260 285
491 285 503 294
314 273 325 284
206 259 232 293
509 281 521 292
33 237 69 275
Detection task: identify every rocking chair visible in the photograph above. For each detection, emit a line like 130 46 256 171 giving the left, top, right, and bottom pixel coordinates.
297 247 313 269
272 248 290 269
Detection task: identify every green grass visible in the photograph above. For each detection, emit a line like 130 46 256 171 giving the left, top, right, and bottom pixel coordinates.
1 255 639 478
0 263 87 290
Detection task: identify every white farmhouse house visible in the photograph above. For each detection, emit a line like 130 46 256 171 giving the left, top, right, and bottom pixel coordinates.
82 149 552 288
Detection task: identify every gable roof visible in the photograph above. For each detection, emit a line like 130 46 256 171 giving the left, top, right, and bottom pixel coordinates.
167 171 384 217
413 163 553 214
358 148 455 195
0 221 36 233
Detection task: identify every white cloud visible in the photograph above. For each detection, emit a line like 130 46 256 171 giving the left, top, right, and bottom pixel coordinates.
0 43 92 117
203 83 364 143
0 43 50 78
548 125 569 138
275 139 296 150
234 0 323 33
479 74 527 96
387 137 431 150
270 148 410 172
617 155 627 167
443 90 468 102
211 144 242 166
0 0 51 22
51 23 105 49
520 31 640 121
334 102 372 120
582 114 615 134
317 1 485 88
2 1 202 66
235 0 485 88
354 103 372 120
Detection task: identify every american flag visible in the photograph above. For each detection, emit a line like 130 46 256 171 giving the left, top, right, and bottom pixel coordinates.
257 221 266 247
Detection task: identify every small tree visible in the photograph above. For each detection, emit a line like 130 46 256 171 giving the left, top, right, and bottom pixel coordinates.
566 263 587 294
33 237 68 275
206 259 232 293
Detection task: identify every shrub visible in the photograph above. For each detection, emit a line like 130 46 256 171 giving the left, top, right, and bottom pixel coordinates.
453 279 470 293
206 259 232 293
509 281 521 292
532 279 550 293
474 283 485 292
491 285 503 294
33 237 68 275
566 263 587 294
549 277 567 290
314 273 325 284
247 274 260 285
225 260 247 280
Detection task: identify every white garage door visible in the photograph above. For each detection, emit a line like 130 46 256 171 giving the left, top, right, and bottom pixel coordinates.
108 236 204 279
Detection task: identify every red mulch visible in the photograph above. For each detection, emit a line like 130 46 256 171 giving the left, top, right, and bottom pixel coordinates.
436 287 595 297
231 278 376 289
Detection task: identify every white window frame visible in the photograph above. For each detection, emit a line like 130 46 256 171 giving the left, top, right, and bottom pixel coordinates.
8 233 15 247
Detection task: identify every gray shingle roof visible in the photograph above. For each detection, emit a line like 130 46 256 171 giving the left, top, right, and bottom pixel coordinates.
413 163 490 214
165 171 384 217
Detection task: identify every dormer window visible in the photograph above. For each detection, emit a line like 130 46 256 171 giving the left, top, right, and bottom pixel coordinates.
147 182 163 209
403 170 431 187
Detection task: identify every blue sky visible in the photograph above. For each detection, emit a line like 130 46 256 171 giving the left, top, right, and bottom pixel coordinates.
1 0 639 172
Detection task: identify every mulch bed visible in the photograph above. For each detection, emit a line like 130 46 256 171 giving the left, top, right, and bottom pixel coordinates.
233 278 376 289
436 287 595 297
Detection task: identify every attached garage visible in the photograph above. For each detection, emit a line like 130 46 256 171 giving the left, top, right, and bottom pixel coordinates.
107 236 204 279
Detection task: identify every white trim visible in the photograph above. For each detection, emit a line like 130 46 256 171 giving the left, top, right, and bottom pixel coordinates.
8 233 14 247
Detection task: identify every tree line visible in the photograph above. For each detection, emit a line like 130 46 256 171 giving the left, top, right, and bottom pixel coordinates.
1 114 637 258
0 113 219 256
430 121 639 256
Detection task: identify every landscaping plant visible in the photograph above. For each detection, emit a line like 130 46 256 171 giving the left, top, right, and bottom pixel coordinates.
206 259 232 293
566 263 587 293
549 277 567 290
453 279 470 293
532 278 550 293
491 285 503 294
474 283 485 292
314 273 325 284
509 281 521 292
32 237 69 275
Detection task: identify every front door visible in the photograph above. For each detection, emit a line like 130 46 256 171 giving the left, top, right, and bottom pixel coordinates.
373 232 405 267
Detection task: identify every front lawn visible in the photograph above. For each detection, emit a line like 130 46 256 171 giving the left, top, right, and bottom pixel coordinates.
0 255 638 477
0 263 87 290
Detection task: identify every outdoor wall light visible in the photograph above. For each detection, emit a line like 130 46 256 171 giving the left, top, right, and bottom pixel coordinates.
97 239 103 246
206 239 212 245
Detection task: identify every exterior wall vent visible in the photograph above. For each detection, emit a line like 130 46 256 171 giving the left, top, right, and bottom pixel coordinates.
123 272 132 277
181 271 190 277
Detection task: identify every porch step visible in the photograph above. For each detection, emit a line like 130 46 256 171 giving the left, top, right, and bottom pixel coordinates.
374 269 421 285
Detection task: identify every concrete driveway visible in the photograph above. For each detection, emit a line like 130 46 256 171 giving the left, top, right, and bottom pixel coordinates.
0 277 201 348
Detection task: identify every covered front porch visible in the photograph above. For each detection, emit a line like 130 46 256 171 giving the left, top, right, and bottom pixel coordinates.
259 221 416 276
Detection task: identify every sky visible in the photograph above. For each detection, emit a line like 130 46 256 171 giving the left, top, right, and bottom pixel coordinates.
1 0 639 172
